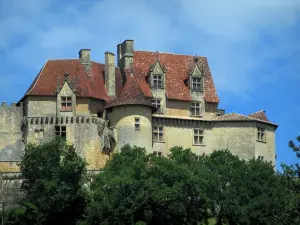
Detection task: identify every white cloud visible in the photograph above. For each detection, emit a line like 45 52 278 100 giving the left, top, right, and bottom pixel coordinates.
0 0 300 102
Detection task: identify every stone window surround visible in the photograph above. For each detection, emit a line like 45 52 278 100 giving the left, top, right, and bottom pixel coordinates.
134 117 140 131
257 127 266 143
153 125 164 142
190 102 202 117
191 77 202 92
151 98 162 113
61 96 72 112
193 129 205 146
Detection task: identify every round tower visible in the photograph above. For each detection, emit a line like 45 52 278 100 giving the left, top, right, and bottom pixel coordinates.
106 76 156 153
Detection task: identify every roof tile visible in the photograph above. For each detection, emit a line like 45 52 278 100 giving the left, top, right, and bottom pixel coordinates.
133 51 219 103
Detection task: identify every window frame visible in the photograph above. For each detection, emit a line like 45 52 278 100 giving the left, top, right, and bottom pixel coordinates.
191 77 202 92
153 125 164 142
190 102 201 116
193 129 205 146
134 117 140 131
61 96 72 111
257 127 266 142
152 75 163 89
55 126 67 139
151 98 162 113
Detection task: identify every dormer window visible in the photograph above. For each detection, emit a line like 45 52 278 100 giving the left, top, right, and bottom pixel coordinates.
153 75 163 89
192 77 202 91
61 96 72 111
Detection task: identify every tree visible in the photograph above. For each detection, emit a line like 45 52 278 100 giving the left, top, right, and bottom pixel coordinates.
201 150 299 225
6 137 88 225
289 136 300 177
86 145 208 225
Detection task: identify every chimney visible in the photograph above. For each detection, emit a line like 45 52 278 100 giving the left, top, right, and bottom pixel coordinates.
117 44 122 67
105 51 116 97
117 40 134 69
78 49 91 64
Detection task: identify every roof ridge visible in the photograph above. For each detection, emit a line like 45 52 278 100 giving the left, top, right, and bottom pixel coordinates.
134 50 207 58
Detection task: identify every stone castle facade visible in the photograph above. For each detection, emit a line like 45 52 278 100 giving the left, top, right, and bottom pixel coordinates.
0 39 278 174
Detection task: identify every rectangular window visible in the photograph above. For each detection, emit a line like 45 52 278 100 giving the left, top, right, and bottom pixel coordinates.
153 125 164 142
61 96 72 111
135 118 140 131
257 127 266 142
153 151 163 157
190 102 201 116
192 77 202 91
55 126 67 139
193 129 204 145
153 75 163 89
151 99 162 113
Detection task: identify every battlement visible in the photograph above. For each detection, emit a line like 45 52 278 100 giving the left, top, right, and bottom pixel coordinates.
0 102 23 109
26 116 105 125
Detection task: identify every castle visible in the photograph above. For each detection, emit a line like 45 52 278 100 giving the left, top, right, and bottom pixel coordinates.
0 39 278 173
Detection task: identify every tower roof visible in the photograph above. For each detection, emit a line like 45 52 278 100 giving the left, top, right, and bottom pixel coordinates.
105 75 155 111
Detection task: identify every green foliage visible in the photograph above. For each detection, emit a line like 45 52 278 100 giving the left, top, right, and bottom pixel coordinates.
85 145 300 224
86 145 208 225
7 137 88 225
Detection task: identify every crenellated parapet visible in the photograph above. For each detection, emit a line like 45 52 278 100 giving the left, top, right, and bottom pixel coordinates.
25 116 104 125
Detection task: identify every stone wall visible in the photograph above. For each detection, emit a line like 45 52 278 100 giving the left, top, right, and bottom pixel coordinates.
0 102 24 172
0 172 23 212
151 117 276 164
24 116 110 170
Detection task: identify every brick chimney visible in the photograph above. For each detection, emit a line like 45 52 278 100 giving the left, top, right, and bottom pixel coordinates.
105 51 116 97
78 49 91 64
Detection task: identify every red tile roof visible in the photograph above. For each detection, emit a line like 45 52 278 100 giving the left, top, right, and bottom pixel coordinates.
213 112 278 127
105 75 155 110
133 51 219 103
248 110 269 122
24 59 109 100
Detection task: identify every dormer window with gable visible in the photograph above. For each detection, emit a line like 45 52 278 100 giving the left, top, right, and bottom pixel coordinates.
149 56 166 90
189 61 204 92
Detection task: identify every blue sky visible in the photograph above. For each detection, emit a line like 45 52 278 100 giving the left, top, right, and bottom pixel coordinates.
0 0 299 170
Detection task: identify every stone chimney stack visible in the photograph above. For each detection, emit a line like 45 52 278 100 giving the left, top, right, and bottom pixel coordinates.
105 52 116 97
79 49 91 64
117 40 134 69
